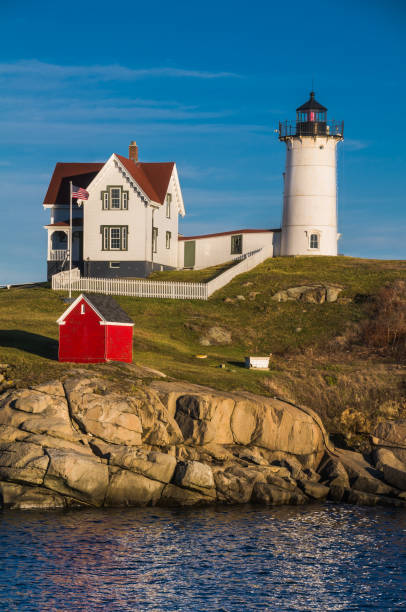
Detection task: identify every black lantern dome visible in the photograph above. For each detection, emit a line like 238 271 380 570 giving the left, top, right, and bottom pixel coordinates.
279 92 343 140
296 91 327 135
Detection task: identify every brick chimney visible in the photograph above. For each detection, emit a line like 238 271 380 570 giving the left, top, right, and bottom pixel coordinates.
129 140 138 162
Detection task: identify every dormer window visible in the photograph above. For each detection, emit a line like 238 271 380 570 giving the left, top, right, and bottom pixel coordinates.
101 186 129 210
166 193 172 218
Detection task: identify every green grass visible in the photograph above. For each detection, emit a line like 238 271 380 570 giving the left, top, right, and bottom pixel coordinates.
149 260 236 282
0 256 405 399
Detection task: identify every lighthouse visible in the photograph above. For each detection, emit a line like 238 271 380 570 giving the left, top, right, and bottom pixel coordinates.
279 92 344 256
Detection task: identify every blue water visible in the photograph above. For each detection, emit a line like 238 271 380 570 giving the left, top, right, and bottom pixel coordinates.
0 503 406 611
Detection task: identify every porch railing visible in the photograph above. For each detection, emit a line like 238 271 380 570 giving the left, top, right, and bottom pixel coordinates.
49 249 68 261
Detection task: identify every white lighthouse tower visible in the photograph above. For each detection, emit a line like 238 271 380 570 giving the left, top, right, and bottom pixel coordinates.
279 92 344 256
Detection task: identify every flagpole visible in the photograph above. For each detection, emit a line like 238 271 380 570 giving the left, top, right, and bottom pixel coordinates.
69 181 72 299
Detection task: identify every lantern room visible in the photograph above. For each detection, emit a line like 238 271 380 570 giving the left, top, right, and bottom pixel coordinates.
295 91 328 136
279 91 344 139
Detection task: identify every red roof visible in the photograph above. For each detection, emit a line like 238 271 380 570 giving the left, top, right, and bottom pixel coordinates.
43 163 104 205
115 155 174 204
44 157 175 206
45 219 83 227
179 228 281 241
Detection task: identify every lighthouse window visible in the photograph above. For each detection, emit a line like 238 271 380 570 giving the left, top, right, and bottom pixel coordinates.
310 234 319 249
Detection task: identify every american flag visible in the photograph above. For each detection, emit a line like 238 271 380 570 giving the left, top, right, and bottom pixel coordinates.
72 185 89 200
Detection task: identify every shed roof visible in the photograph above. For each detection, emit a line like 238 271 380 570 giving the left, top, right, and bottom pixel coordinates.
82 294 134 323
57 293 134 325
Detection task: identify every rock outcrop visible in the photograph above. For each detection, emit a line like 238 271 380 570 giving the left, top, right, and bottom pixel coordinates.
272 285 343 303
1 377 406 511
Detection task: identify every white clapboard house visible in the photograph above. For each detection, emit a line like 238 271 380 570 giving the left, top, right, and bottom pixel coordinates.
44 92 343 279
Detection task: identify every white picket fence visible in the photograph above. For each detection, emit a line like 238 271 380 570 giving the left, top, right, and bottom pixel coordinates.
51 244 273 300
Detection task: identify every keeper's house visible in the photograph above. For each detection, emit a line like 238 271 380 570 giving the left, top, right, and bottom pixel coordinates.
43 141 279 279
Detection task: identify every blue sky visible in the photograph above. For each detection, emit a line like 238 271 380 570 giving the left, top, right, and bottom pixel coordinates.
0 0 405 283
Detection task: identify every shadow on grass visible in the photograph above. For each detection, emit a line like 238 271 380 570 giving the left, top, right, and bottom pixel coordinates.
0 330 58 360
227 360 246 369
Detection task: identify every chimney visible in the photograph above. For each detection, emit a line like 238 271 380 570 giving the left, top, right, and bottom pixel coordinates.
129 140 138 162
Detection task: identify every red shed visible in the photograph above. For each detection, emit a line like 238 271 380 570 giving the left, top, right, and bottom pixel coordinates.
57 293 134 363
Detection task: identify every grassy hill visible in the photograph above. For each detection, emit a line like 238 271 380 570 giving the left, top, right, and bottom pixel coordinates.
1 256 405 450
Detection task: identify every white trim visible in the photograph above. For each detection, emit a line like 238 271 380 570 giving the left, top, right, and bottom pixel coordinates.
56 293 106 324
99 321 134 327
113 155 151 204
172 164 185 217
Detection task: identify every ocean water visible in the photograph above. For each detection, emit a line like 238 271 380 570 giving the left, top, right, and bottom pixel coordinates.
0 503 406 611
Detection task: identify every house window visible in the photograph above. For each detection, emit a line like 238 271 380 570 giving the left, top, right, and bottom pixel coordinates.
166 193 172 218
310 233 320 249
101 226 128 250
81 304 85 314
101 186 129 210
166 231 171 249
152 227 158 253
231 234 243 254
109 262 120 269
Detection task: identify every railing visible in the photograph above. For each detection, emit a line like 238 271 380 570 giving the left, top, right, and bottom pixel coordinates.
206 244 273 297
49 249 68 261
52 245 274 300
279 120 344 139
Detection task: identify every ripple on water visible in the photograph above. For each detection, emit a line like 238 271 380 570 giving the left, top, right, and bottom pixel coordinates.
1 503 406 611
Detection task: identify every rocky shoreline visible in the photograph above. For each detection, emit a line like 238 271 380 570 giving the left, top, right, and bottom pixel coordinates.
1 376 406 511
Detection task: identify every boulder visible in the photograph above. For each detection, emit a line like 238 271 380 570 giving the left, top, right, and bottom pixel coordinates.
297 480 330 500
335 449 393 496
326 286 343 302
373 448 406 491
159 484 213 506
93 443 177 484
199 326 232 346
252 482 307 506
44 448 109 506
213 469 256 504
0 482 67 510
230 401 258 445
0 389 77 442
173 460 215 496
317 454 350 488
345 489 406 508
272 285 342 304
69 392 143 446
0 441 48 486
372 420 406 463
105 469 164 507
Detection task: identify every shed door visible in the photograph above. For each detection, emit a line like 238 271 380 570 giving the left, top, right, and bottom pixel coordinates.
184 241 195 268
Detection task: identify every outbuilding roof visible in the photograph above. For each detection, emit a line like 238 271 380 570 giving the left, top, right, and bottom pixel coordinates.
83 294 134 324
179 228 281 241
57 293 134 325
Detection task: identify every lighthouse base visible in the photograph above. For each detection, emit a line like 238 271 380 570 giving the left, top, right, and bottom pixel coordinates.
281 225 339 257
